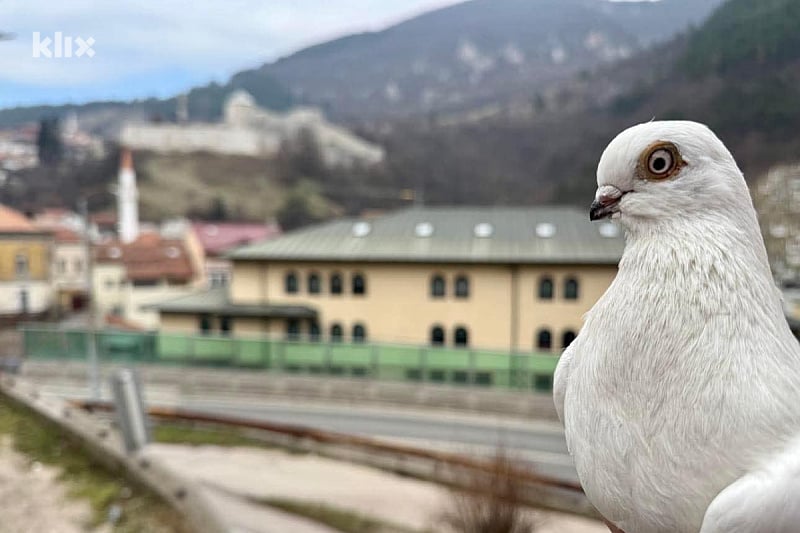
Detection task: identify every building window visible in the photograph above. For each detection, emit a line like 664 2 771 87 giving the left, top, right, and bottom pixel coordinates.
454 326 469 347
330 273 343 295
286 319 301 340
430 325 445 346
15 254 28 278
309 322 321 341
58 259 66 274
105 279 115 289
538 277 554 300
199 314 212 335
564 278 579 300
308 272 321 294
285 272 299 294
537 329 552 351
220 316 232 336
133 279 159 287
209 271 228 288
352 323 367 343
562 330 577 349
330 323 343 342
430 274 446 298
73 258 83 274
455 275 470 298
352 273 366 295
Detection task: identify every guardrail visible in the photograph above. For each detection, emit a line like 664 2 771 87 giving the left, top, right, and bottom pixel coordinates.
74 399 596 518
21 326 562 392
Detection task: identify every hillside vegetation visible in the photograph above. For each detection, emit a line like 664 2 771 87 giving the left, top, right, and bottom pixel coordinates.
363 0 800 208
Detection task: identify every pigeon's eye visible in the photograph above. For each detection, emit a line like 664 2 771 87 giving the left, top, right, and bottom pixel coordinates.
640 141 683 180
648 149 672 175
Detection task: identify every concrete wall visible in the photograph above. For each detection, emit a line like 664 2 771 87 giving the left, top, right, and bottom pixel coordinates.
226 261 616 352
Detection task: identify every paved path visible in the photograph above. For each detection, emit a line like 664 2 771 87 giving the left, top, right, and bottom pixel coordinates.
149 443 605 533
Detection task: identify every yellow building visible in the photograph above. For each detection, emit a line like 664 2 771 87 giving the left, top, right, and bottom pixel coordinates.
156 207 623 353
0 205 54 316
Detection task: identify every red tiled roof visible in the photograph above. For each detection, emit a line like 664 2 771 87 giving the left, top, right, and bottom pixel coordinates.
52 228 82 243
192 221 281 256
0 204 38 233
91 211 117 226
94 235 194 282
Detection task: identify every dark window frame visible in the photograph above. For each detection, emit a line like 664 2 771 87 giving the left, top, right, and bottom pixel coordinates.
430 274 446 298
285 272 299 294
564 277 580 300
330 323 344 342
454 326 469 347
286 319 301 340
562 330 577 349
454 275 470 298
352 323 367 343
220 316 232 336
352 273 366 296
538 277 554 300
330 273 343 295
537 329 552 351
199 314 212 335
308 272 321 295
430 325 445 346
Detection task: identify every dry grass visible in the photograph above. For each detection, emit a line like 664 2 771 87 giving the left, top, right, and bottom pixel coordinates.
436 449 539 533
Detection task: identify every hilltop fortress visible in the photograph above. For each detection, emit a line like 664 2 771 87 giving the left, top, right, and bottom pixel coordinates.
120 91 384 167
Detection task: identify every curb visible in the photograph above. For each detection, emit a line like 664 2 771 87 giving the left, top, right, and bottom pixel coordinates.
0 374 230 533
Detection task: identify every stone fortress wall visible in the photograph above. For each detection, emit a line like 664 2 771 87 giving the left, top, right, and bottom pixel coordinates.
120 91 384 167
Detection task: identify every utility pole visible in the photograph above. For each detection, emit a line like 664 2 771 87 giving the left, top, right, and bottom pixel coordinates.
80 198 100 400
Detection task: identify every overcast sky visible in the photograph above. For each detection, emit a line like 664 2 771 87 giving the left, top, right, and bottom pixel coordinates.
0 0 463 108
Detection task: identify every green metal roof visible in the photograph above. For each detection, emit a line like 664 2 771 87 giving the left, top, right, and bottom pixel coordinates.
229 206 625 265
149 287 317 318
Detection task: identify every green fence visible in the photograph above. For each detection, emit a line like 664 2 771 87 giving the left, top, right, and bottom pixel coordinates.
20 327 562 392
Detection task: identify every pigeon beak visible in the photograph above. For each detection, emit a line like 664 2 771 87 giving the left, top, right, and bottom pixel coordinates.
589 185 624 221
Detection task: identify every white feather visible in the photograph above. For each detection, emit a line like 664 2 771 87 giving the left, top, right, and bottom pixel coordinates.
555 121 800 533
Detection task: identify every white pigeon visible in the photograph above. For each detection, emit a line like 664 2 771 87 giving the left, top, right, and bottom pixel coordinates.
554 120 800 533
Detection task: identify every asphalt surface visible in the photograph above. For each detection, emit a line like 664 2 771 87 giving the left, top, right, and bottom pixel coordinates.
35 382 578 483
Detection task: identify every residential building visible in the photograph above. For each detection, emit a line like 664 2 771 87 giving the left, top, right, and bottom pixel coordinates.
0 204 54 317
32 209 89 312
93 232 201 329
155 207 624 353
49 228 88 311
192 221 281 288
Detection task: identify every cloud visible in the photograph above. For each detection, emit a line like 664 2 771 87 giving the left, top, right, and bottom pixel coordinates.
0 0 462 107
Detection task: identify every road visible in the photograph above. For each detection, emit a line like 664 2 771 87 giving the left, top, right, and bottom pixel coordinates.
35 381 578 483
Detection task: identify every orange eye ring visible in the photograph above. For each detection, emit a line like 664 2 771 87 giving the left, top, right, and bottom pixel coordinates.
638 141 685 180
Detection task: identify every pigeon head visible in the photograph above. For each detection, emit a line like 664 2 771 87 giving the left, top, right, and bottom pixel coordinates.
591 121 750 230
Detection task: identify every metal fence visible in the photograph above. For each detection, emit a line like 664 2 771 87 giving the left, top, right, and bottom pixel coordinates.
20 326 562 392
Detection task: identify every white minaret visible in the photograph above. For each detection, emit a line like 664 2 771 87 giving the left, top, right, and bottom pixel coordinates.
117 148 139 244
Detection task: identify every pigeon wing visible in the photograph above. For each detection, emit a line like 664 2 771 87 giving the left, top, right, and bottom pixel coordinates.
700 436 800 533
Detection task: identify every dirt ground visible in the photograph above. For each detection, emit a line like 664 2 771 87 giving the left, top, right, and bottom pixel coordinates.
0 436 107 533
